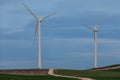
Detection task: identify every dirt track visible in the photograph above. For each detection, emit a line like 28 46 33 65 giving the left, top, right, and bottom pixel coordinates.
48 69 94 80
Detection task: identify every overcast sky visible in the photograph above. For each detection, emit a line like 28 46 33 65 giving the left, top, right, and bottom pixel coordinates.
0 0 120 70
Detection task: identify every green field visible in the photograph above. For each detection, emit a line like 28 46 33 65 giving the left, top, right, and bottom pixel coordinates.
0 64 119 80
0 74 79 80
54 69 120 80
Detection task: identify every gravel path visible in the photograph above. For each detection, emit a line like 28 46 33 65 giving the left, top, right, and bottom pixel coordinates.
48 69 94 80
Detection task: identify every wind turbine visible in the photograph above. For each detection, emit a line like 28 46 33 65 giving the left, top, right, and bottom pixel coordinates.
86 25 99 68
23 3 55 69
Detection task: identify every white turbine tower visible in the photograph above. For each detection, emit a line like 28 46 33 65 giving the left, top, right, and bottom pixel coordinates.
86 25 99 68
23 3 55 69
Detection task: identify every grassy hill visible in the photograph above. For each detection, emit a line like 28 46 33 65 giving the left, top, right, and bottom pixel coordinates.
0 69 48 75
91 64 120 71
0 74 79 80
54 64 120 80
0 64 119 80
0 69 79 80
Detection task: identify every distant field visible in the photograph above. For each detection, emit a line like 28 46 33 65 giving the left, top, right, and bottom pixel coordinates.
0 69 48 75
0 74 79 80
54 69 120 80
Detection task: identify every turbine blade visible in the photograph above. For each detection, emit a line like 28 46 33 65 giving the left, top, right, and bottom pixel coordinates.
96 17 102 27
85 26 93 30
95 24 100 31
23 3 38 20
33 23 39 45
96 24 99 28
40 13 56 21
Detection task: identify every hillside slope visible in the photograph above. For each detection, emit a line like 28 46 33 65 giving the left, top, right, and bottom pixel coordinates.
0 69 48 75
54 64 120 80
92 64 120 71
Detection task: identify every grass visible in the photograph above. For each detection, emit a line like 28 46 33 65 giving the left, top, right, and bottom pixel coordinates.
106 64 120 67
0 74 79 80
54 69 120 80
108 68 120 72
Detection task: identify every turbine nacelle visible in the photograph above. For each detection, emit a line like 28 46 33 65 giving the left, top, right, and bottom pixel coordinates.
92 26 99 32
38 19 42 22
85 25 99 32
